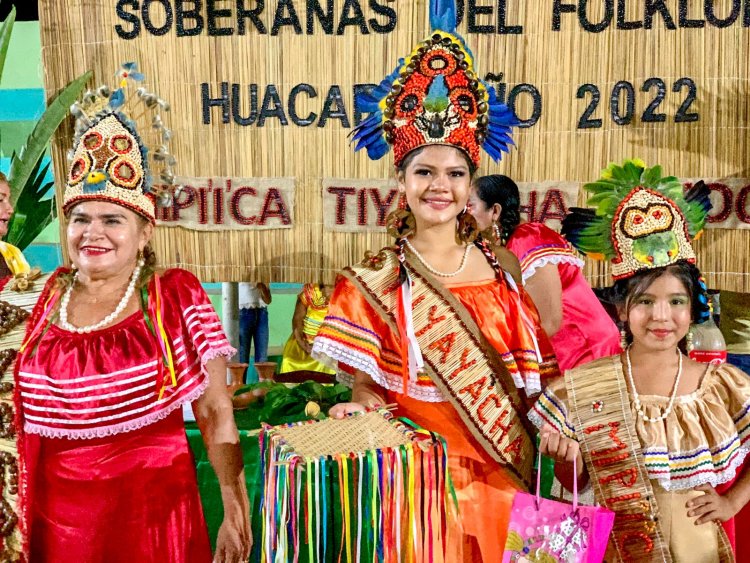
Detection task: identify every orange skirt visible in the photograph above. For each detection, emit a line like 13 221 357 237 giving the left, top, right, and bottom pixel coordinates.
386 392 523 562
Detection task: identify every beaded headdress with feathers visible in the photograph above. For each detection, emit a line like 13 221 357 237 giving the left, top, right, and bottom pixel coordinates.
64 63 176 224
562 159 711 280
351 0 517 168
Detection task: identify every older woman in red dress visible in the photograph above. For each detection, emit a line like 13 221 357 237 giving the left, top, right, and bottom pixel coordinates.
14 68 250 563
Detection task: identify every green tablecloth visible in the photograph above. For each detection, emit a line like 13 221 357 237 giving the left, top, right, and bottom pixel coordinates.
185 426 264 561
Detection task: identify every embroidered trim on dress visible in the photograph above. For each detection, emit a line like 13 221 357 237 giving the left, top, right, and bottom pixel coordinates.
520 253 585 284
201 344 236 364
312 338 446 403
23 377 208 439
644 443 750 491
529 388 578 439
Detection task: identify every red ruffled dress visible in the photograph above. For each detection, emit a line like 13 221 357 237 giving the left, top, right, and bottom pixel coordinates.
507 223 621 372
15 268 234 563
313 274 559 561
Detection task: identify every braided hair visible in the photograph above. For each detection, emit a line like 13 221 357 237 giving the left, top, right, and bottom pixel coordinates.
474 174 521 245
473 235 505 282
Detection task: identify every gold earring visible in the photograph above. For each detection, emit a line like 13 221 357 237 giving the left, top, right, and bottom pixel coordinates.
686 330 694 353
620 326 629 350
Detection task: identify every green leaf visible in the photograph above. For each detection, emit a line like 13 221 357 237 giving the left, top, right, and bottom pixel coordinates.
641 165 663 187
8 70 93 206
0 7 16 83
622 161 642 183
5 158 55 249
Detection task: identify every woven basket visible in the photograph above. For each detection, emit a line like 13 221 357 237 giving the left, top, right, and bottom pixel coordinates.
260 409 451 562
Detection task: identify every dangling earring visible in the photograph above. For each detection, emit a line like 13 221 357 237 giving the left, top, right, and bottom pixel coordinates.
493 224 502 245
620 324 629 350
137 249 146 267
386 193 416 238
686 330 694 353
456 206 479 244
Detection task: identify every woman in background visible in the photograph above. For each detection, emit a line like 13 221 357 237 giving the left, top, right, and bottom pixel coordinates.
469 174 621 372
279 283 335 377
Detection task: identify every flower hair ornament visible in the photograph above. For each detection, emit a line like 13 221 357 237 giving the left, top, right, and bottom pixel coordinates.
350 0 518 168
65 62 177 223
562 159 711 280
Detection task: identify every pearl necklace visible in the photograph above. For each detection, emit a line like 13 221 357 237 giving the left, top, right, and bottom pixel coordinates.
625 346 683 423
405 239 473 278
59 260 144 334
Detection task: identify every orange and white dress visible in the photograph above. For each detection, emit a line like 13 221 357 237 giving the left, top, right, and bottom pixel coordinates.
313 274 559 561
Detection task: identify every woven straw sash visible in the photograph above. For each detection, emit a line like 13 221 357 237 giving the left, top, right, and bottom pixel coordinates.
567 356 734 563
344 249 534 488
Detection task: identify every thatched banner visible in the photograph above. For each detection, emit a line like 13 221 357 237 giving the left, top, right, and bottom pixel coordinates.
38 1 750 289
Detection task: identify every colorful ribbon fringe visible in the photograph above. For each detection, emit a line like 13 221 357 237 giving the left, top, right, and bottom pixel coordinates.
260 410 453 562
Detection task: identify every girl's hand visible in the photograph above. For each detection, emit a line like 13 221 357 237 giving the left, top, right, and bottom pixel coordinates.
539 423 583 466
688 484 740 525
328 402 367 419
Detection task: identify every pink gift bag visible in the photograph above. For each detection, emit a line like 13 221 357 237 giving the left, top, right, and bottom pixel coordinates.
503 453 615 563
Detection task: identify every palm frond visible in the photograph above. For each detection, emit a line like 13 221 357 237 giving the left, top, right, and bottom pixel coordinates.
6 156 55 250
0 7 16 81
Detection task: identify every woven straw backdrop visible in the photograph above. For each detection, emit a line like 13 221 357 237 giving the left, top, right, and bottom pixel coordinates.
38 1 750 288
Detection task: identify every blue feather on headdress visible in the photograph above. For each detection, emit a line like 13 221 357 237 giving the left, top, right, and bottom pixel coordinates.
350 63 402 161
430 0 457 32
482 82 518 162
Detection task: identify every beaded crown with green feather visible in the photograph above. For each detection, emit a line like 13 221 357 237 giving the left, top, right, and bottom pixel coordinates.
562 159 711 280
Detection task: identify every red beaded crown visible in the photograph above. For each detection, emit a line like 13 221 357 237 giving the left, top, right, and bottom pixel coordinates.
351 2 517 168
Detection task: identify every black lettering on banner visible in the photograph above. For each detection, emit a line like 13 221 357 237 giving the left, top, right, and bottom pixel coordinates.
176 0 204 36
644 0 677 29
673 77 699 122
288 83 318 126
468 0 494 33
578 0 613 32
551 0 576 30
455 0 466 25
609 81 635 125
258 85 289 126
369 0 397 33
237 0 267 35
507 84 542 128
617 0 642 29
142 0 173 35
640 77 667 123
679 0 705 27
232 84 258 125
202 82 231 124
575 77 699 128
705 0 741 27
115 0 141 39
272 0 303 35
318 85 351 127
307 0 334 34
576 84 602 128
353 83 377 126
337 0 369 34
498 0 523 34
207 0 233 35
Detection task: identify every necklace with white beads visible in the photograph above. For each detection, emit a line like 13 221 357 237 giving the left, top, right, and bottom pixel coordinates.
405 238 473 278
625 346 683 423
59 260 144 334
